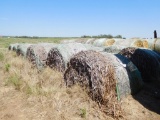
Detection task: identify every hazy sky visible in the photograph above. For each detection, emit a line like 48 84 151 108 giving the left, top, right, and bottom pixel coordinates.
0 0 160 38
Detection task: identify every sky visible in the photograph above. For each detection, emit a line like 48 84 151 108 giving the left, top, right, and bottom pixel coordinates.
0 0 160 38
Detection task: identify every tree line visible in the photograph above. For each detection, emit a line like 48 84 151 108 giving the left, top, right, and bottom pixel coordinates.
81 34 123 38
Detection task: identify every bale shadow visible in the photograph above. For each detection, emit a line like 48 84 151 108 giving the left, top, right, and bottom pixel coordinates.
132 82 160 114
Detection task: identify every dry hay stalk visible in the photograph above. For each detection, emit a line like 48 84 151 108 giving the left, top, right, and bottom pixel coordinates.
46 43 87 72
119 47 160 83
64 50 122 118
104 39 115 46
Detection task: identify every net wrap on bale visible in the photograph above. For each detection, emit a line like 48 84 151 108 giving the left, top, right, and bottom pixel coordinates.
93 38 107 47
8 43 19 51
46 43 88 72
154 39 160 53
104 39 115 46
119 47 160 83
113 39 144 48
104 45 126 54
64 50 122 117
16 43 33 57
101 53 143 98
26 43 56 70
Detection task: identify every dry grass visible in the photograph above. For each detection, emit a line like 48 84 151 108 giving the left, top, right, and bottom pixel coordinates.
0 49 113 120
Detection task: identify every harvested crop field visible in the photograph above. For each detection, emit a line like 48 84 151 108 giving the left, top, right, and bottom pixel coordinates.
0 37 160 120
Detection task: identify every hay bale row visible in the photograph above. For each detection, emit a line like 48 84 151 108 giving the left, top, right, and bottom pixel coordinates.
113 39 144 48
8 43 19 51
119 47 160 83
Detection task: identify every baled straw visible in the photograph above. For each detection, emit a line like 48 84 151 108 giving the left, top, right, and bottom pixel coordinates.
103 45 126 54
26 43 56 69
154 39 160 53
12 43 19 51
46 43 87 72
16 43 33 57
8 43 19 51
101 53 143 98
130 39 144 47
104 39 115 46
142 39 155 50
113 39 143 48
64 50 122 118
119 47 160 83
85 38 97 44
93 38 107 47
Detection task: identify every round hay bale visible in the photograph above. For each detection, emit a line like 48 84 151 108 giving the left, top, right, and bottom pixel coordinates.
112 39 127 46
85 38 97 44
104 45 126 54
93 38 107 47
26 43 56 69
142 39 155 50
154 39 160 53
12 43 19 51
83 44 105 52
46 43 87 72
16 43 33 57
113 39 144 48
101 53 143 98
104 39 115 46
113 54 143 95
64 51 115 102
131 39 144 47
143 40 149 48
8 44 13 50
64 50 122 117
119 47 160 82
8 43 19 51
